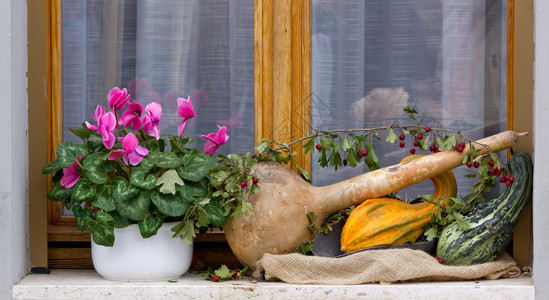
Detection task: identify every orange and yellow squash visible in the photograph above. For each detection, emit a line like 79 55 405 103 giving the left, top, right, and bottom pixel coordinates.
340 155 458 253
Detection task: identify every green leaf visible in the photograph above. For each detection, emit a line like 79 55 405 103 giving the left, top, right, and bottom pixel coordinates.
214 265 231 278
205 199 229 227
138 213 164 238
56 142 88 168
448 134 458 148
42 159 62 174
71 180 96 203
110 211 131 228
147 151 183 169
303 138 315 154
340 138 352 151
86 134 104 150
364 141 380 171
151 190 190 217
156 169 185 195
46 181 73 201
177 149 217 182
419 135 430 151
385 128 398 144
171 220 195 244
112 177 140 201
82 152 113 184
423 226 438 241
130 170 157 190
115 190 151 221
72 205 95 232
90 212 115 247
319 137 333 151
91 185 116 212
196 208 210 227
254 141 270 153
454 212 471 231
70 127 93 141
296 166 310 182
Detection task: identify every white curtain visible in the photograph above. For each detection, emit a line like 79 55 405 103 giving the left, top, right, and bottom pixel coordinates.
311 0 507 198
62 0 255 155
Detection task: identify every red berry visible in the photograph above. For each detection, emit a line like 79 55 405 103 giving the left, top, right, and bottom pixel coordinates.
316 144 322 150
417 134 423 140
474 161 480 168
340 210 347 217
460 142 466 148
232 272 239 279
343 159 348 166
213 275 220 282
496 168 503 176
399 142 405 148
252 177 259 184
241 181 247 188
500 177 506 183
438 258 444 264
509 176 514 183
357 151 364 159
504 175 509 181
434 256 439 260
506 181 512 187
413 141 420 147
429 145 436 152
399 134 406 141
410 148 416 154
488 160 495 167
490 168 497 175
221 183 226 189
434 147 440 153
425 127 431 132
467 161 472 168
455 146 464 152
362 149 368 157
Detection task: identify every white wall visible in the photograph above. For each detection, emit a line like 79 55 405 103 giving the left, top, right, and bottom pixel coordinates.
534 1 549 299
0 0 29 299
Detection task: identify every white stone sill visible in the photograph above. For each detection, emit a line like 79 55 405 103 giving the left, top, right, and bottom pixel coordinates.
12 269 534 300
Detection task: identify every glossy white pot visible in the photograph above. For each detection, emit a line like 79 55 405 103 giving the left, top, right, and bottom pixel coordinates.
91 222 193 281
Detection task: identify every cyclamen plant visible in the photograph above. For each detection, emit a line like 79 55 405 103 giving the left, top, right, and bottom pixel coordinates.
43 87 237 246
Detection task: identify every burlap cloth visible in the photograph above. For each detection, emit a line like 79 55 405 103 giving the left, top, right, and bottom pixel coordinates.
254 249 523 284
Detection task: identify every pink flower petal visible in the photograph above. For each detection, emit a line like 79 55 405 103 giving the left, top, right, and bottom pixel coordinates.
177 96 194 120
134 145 149 157
203 141 219 155
177 119 188 137
108 150 125 160
121 133 138 153
126 151 145 166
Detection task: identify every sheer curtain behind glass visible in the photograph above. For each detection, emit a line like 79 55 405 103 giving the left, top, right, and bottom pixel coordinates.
62 0 254 215
63 0 254 155
311 0 507 198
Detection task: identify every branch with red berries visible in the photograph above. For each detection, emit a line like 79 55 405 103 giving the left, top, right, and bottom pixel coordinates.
200 265 249 282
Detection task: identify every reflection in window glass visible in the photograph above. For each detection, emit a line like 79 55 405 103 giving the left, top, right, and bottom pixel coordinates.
311 0 506 199
62 0 254 155
61 0 254 215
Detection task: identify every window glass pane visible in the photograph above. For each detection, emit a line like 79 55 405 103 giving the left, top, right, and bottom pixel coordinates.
61 0 254 215
311 0 506 198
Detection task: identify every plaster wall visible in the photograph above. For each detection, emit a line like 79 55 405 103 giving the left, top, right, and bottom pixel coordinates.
533 1 549 299
0 0 29 299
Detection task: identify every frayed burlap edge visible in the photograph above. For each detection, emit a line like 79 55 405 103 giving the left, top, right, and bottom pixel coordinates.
253 249 522 285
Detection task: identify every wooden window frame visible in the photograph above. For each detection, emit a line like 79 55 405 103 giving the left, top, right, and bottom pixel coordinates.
29 0 531 269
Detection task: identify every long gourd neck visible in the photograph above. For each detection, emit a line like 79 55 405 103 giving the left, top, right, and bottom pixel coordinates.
313 131 525 215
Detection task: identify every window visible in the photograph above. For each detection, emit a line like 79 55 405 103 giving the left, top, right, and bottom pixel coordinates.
29 0 529 269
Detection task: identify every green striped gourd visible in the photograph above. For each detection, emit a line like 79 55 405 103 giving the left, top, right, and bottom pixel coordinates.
436 152 533 265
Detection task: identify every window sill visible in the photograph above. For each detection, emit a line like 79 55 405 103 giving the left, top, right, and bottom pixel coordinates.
12 269 534 300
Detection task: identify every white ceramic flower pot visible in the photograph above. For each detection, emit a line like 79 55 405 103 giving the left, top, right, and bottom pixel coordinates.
91 222 193 281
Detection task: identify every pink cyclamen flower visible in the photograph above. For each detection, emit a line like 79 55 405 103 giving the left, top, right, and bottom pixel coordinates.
177 96 194 137
108 87 130 111
142 102 162 140
201 125 230 155
107 132 149 166
118 101 144 130
85 106 117 149
60 157 82 188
